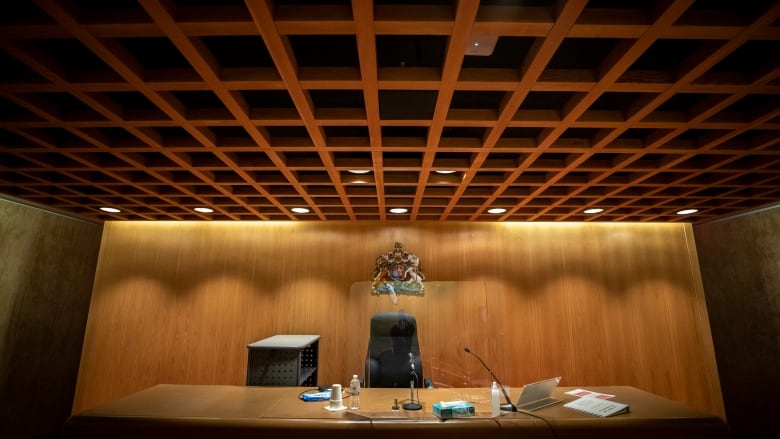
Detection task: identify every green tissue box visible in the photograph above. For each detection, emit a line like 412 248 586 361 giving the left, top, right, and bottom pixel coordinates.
433 401 475 419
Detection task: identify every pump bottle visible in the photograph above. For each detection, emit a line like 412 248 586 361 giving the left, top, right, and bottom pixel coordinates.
491 381 500 416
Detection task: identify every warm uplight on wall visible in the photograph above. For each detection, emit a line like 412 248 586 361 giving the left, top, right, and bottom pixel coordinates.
291 207 310 214
583 208 604 214
194 207 214 213
676 208 698 215
99 207 121 213
487 207 507 214
389 207 408 214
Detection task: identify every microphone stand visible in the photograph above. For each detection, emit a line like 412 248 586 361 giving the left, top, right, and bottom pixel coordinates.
402 352 422 410
464 347 517 412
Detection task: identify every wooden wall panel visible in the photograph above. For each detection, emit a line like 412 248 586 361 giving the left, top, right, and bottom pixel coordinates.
694 205 780 438
0 198 103 437
73 221 724 419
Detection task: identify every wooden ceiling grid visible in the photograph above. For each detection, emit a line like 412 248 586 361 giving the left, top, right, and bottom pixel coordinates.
1 0 779 223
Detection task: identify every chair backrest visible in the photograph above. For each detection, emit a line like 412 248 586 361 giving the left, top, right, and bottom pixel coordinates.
365 312 424 388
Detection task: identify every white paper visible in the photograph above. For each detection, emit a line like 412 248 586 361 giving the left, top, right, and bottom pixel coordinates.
564 388 615 399
564 396 629 417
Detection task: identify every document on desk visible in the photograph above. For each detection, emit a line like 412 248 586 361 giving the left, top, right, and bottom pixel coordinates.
564 388 615 399
564 396 629 417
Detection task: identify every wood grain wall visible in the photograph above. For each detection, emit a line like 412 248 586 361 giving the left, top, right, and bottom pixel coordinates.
72 221 724 418
0 198 103 437
694 205 780 438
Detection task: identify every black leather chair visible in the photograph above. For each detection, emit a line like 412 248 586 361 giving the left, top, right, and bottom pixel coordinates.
364 312 430 388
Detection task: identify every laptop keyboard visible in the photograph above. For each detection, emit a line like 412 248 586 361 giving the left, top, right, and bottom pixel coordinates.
517 397 561 411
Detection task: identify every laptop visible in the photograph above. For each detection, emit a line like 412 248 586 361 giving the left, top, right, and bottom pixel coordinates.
515 377 562 411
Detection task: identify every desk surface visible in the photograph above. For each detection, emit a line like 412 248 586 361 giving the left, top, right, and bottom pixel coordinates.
64 385 728 439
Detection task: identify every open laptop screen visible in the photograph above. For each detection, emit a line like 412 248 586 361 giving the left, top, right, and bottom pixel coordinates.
515 377 562 411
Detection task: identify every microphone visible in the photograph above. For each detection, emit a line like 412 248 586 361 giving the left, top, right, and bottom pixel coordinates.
464 347 517 412
403 352 422 410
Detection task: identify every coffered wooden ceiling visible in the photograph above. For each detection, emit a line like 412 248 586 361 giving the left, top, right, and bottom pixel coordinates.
1 0 779 223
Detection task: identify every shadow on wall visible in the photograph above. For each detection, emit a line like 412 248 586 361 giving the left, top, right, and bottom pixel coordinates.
93 222 373 298
92 222 698 300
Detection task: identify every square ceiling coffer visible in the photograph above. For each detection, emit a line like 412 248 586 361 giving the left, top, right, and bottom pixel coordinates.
466 36 499 56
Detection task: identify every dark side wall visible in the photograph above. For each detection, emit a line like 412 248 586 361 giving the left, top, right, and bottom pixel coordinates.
0 197 103 438
694 204 780 439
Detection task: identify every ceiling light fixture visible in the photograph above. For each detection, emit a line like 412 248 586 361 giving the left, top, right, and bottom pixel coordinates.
676 208 698 215
348 169 371 174
344 174 375 184
431 174 460 185
583 208 604 214
291 207 310 214
194 207 214 213
389 207 408 214
465 35 499 56
487 208 507 214
434 170 457 174
99 207 121 213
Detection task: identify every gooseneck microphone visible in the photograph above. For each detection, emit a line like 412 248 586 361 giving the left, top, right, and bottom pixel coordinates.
464 347 517 412
403 352 422 410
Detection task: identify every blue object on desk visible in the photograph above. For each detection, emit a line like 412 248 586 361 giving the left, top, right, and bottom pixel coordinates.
301 390 331 401
433 401 475 419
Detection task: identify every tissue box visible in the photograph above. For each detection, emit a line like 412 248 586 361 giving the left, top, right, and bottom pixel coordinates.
433 401 475 419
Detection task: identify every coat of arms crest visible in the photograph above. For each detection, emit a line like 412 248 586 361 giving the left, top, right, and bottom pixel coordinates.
372 242 424 301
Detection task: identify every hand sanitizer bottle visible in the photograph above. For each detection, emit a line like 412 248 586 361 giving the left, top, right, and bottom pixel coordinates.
491 381 500 417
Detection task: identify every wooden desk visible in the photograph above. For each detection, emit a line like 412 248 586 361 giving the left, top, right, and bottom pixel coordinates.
63 385 728 439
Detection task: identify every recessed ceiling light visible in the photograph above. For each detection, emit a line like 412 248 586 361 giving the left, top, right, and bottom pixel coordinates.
431 173 460 184
344 174 374 184
487 207 507 214
676 208 698 215
291 207 310 214
389 207 408 214
466 35 498 56
99 207 121 213
348 169 371 174
434 170 457 174
194 207 214 213
583 208 604 214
